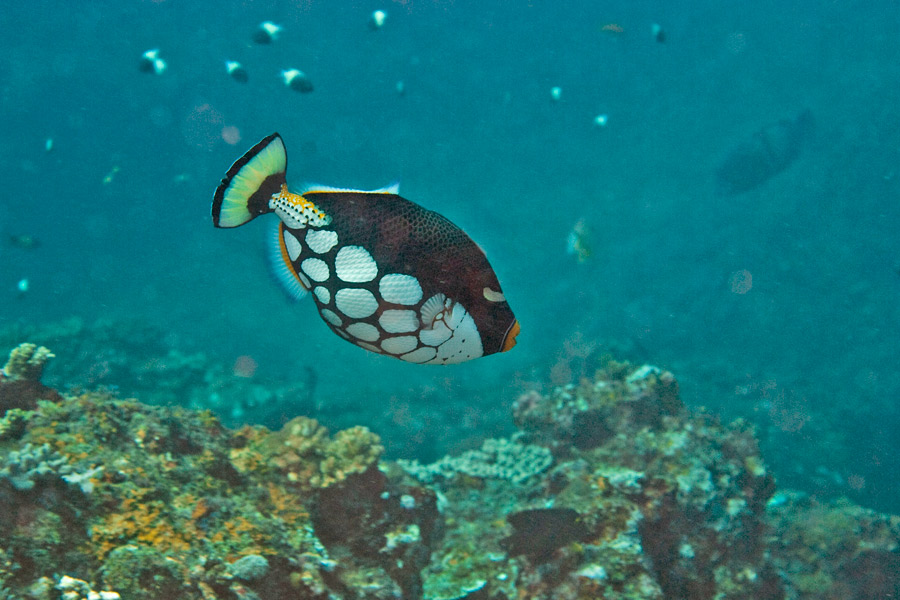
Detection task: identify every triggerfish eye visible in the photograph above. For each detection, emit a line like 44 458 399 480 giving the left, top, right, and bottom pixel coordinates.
212 133 519 364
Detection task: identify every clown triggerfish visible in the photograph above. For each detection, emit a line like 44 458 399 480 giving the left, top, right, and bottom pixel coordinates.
212 133 520 364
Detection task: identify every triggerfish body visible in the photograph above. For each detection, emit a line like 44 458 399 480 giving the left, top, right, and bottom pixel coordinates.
212 133 520 364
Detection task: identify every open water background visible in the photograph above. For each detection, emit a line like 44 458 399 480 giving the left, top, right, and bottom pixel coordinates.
0 1 898 511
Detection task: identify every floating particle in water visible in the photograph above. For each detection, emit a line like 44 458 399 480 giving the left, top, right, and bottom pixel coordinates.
726 32 747 54
550 86 562 101
183 103 225 150
221 125 241 146
729 269 753 294
594 113 608 127
652 23 666 43
233 355 257 378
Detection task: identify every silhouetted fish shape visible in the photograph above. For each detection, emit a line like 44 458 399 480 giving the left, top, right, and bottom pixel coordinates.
715 109 814 196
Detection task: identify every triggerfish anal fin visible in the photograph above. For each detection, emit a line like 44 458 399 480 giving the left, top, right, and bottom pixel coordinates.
268 221 310 301
212 133 287 228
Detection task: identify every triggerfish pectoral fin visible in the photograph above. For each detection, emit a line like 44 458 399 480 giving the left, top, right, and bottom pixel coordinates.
212 133 287 228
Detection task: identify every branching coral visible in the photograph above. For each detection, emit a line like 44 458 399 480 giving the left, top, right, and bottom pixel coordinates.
2 343 54 381
399 437 553 485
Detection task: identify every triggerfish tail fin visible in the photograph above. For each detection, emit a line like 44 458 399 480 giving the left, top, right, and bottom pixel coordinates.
268 221 309 301
212 133 287 228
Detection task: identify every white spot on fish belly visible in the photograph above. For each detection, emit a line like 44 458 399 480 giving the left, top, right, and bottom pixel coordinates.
379 273 423 305
335 288 379 318
379 309 419 333
401 346 437 363
345 322 380 341
301 257 330 282
335 245 378 283
320 308 342 327
313 286 330 304
381 335 419 354
283 230 302 260
306 229 338 254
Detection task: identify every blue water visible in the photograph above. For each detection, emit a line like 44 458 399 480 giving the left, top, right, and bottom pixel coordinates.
1 1 898 511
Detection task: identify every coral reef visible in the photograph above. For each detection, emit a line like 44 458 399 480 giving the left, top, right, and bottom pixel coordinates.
1 343 54 381
0 344 896 599
768 492 900 599
0 343 63 414
0 320 314 430
399 436 552 484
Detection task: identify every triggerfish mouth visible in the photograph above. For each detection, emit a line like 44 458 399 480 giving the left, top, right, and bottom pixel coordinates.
212 133 520 364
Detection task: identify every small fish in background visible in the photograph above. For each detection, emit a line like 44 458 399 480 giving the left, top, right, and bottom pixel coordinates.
369 10 387 30
7 234 41 250
651 23 666 43
44 138 54 153
253 21 281 44
566 219 592 263
225 61 248 83
212 133 520 364
138 49 167 75
282 69 313 93
715 109 815 196
102 166 120 185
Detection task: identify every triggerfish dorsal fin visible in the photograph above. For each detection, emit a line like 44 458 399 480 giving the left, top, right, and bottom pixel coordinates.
298 181 400 195
268 221 309 301
212 133 287 228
